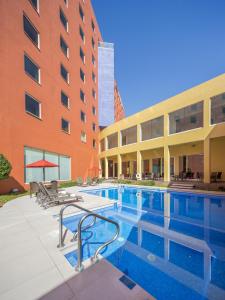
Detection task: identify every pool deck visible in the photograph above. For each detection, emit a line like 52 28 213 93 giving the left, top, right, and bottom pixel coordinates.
0 183 153 300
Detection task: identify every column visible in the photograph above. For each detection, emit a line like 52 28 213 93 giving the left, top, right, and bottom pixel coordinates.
149 159 152 173
164 145 170 182
204 138 211 183
137 150 142 180
174 156 179 176
137 123 141 143
105 157 108 179
105 137 108 150
99 159 102 178
118 131 121 147
117 154 122 179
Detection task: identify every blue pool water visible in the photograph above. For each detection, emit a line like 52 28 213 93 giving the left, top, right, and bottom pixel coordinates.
64 186 225 300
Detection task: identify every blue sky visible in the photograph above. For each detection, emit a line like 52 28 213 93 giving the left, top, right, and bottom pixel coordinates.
92 0 225 116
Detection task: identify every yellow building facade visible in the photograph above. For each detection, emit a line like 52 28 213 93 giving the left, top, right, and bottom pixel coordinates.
99 73 225 183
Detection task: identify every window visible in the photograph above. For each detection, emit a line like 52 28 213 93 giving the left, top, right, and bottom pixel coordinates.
107 133 118 149
91 20 95 32
60 64 69 83
81 131 86 143
92 72 96 83
80 68 85 82
60 36 69 57
80 111 86 122
92 123 96 131
92 106 96 115
121 126 137 146
64 0 68 6
61 118 70 133
92 55 95 66
169 101 203 134
25 94 40 118
211 92 225 125
80 89 85 102
61 91 69 108
91 37 95 50
80 47 85 63
92 89 96 99
24 147 71 183
29 0 39 12
60 9 68 32
79 5 84 22
23 15 39 47
93 139 96 148
79 26 85 43
24 54 40 83
141 116 164 141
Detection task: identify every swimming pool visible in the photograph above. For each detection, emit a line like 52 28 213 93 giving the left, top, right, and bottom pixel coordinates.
64 186 225 300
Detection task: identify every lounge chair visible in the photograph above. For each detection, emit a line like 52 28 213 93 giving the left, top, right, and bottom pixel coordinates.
39 182 83 209
50 180 67 194
29 181 40 198
211 172 218 182
217 172 222 182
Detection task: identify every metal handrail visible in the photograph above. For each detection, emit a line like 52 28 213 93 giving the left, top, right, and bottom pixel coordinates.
76 212 120 272
57 203 120 272
58 203 97 247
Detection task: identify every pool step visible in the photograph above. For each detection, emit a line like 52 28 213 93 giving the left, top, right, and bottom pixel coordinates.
169 182 195 190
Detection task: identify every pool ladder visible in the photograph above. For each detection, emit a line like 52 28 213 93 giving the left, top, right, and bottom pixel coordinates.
57 203 120 272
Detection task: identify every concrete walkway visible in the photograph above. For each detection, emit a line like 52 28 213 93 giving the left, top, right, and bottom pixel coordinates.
0 184 153 300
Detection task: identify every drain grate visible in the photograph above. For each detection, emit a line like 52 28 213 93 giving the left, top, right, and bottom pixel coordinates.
119 275 136 290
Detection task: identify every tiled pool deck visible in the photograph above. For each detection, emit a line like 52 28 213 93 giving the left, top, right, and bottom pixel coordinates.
0 184 153 300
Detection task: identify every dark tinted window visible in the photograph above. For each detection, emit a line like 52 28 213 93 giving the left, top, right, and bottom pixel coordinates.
79 26 85 42
92 89 96 99
92 72 96 82
92 55 95 65
91 20 95 32
92 123 96 131
80 69 85 82
92 106 96 115
61 91 69 108
60 9 68 31
62 118 69 133
79 5 84 22
80 111 86 122
211 92 225 125
61 64 69 82
23 15 39 46
80 48 85 63
29 0 38 11
60 36 68 57
169 101 203 134
25 94 40 117
91 38 95 49
24 55 39 82
80 90 85 102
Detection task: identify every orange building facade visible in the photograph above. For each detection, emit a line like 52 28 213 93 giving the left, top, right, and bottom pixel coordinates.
0 0 103 192
114 81 125 122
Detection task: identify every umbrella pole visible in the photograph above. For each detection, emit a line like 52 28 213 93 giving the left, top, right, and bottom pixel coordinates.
43 168 45 182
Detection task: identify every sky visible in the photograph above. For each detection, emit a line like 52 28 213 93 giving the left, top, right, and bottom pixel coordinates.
92 0 225 116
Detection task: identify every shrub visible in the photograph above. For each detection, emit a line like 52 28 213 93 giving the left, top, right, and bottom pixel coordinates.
136 180 155 186
0 154 12 179
59 180 78 188
116 179 133 185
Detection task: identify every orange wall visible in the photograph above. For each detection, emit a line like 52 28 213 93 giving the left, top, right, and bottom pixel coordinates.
114 82 125 122
0 0 102 191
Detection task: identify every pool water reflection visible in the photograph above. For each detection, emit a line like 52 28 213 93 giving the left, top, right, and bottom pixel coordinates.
64 187 225 300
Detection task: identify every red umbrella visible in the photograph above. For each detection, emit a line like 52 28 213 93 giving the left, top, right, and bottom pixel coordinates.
26 160 58 168
26 160 58 182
